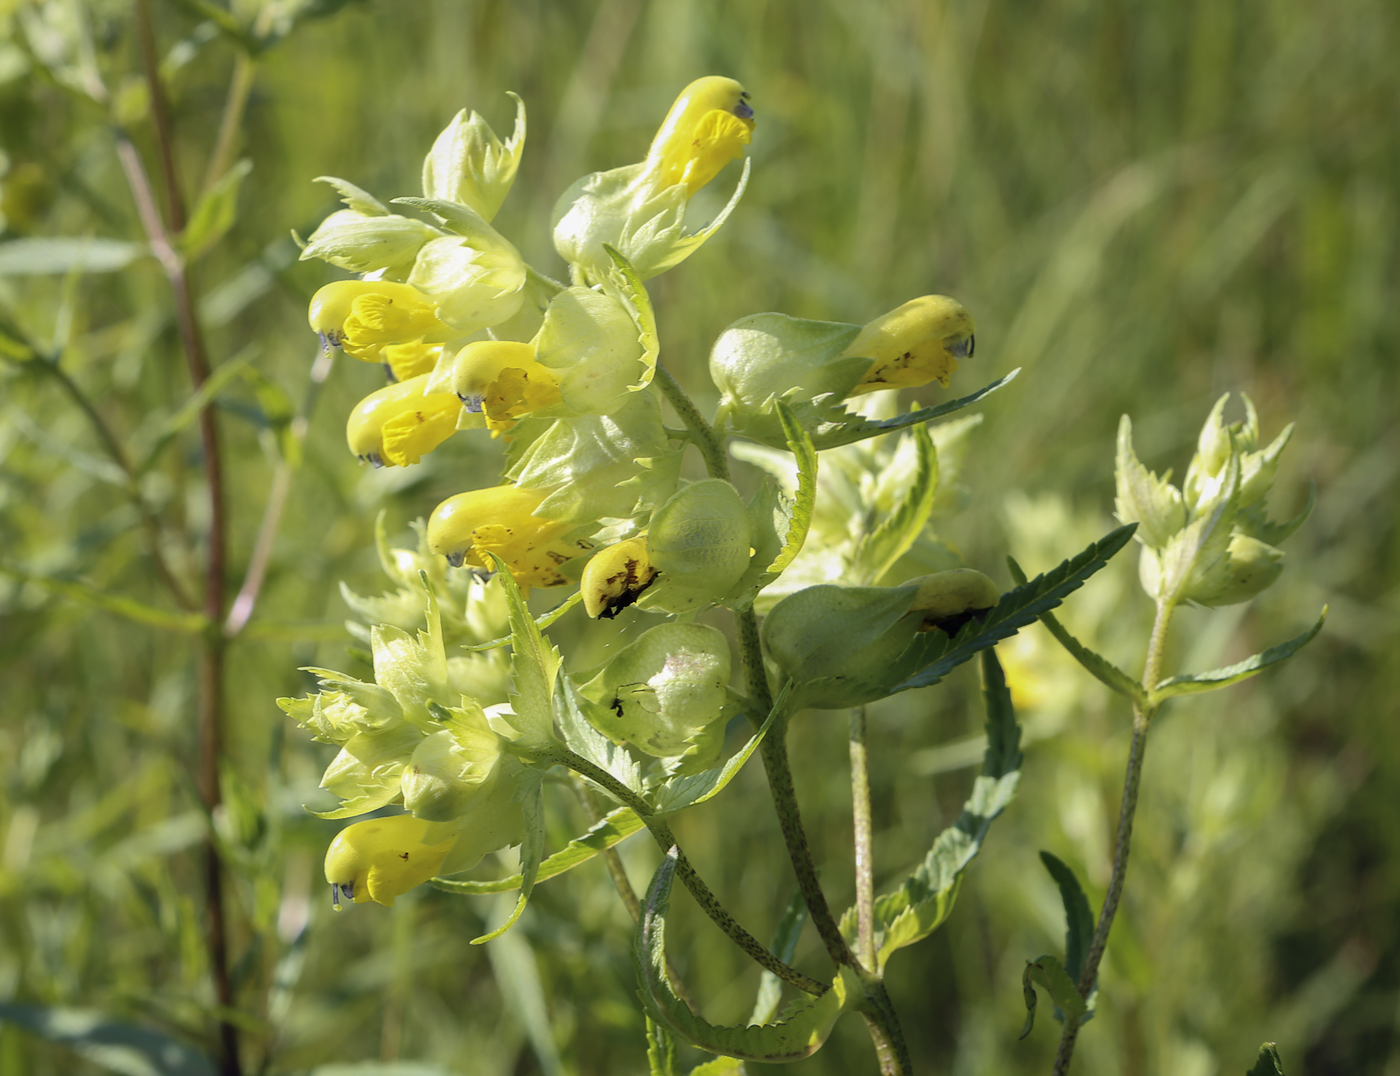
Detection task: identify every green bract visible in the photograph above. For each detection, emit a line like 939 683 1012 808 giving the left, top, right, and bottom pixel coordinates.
421 94 526 223
638 479 753 613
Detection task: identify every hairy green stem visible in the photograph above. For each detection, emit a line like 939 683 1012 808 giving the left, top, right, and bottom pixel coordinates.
653 363 731 482
1052 598 1176 1075
849 706 876 970
551 747 827 997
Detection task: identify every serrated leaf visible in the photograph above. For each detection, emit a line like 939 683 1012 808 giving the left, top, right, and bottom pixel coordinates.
1114 414 1186 548
651 684 787 816
647 1016 680 1076
1246 1043 1285 1076
808 370 1019 450
487 554 561 748
470 771 544 943
849 649 1021 968
432 804 645 895
852 422 938 583
0 237 145 275
314 174 388 215
1018 955 1087 1040
635 849 853 1061
750 889 808 1026
729 408 817 608
1151 607 1326 703
461 592 582 652
764 402 818 577
556 675 642 796
1039 851 1095 984
180 159 252 261
0 1003 215 1076
602 245 660 391
0 567 208 634
888 525 1137 694
1008 556 1146 706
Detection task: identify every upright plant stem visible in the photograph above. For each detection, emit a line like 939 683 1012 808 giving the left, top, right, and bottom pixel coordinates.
1052 598 1175 1075
130 4 238 1072
849 706 876 969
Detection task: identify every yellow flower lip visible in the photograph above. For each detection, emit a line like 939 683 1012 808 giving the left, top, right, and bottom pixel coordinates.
844 295 976 396
308 280 457 362
325 814 458 908
448 340 561 433
427 484 584 591
346 374 461 468
645 76 756 196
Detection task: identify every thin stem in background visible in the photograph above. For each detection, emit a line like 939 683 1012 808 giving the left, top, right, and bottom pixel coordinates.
849 706 876 970
130 3 239 1072
202 51 257 196
1052 597 1176 1075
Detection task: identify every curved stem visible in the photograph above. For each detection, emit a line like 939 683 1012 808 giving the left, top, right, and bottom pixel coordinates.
653 363 730 482
1052 597 1176 1075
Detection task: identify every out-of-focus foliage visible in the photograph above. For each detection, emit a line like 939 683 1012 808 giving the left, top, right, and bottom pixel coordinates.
0 1 1394 1074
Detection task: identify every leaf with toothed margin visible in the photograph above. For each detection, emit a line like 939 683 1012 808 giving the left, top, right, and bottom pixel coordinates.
461 591 582 652
1150 607 1325 704
1019 954 1087 1040
431 804 645 895
635 849 856 1061
808 370 1019 450
602 245 660 391
838 649 1022 969
469 769 543 943
486 552 560 748
851 421 938 584
1039 851 1096 987
555 674 642 796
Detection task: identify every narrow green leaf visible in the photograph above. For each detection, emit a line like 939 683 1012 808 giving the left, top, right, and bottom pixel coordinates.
646 1016 680 1076
603 244 660 391
635 850 853 1061
765 401 818 577
749 889 809 1026
1039 851 1095 984
180 160 253 261
470 772 545 943
487 554 561 747
1151 607 1326 703
0 237 145 275
0 1003 215 1076
809 369 1019 450
889 525 1137 694
651 683 787 816
1246 1043 1285 1076
853 422 938 583
1019 955 1086 1040
314 174 389 216
0 567 208 634
852 649 1022 968
1008 556 1146 706
460 592 582 652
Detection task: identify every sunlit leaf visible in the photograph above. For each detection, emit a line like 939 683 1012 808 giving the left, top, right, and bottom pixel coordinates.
0 238 145 275
852 422 938 583
1151 608 1326 703
651 684 787 816
487 554 561 748
470 771 544 943
809 370 1019 450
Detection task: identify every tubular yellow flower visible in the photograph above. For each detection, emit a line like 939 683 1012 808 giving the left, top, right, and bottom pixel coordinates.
381 340 443 382
843 295 975 396
427 484 583 590
346 374 462 467
308 280 457 363
581 537 657 619
907 569 1000 633
644 76 755 195
449 340 562 434
324 814 457 908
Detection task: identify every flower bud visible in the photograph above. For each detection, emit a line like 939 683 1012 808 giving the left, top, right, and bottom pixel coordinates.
644 77 755 196
300 210 439 275
427 484 585 590
346 374 461 467
421 95 526 223
579 623 732 764
446 339 562 433
908 568 1000 632
581 537 657 618
324 814 457 908
843 295 975 395
308 280 457 362
638 480 753 613
1180 532 1285 607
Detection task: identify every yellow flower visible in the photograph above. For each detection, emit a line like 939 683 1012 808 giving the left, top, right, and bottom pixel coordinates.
308 280 457 363
843 295 975 396
449 340 562 434
381 340 443 382
907 569 1000 633
581 536 657 618
644 76 755 195
324 814 457 908
427 484 583 591
347 374 462 467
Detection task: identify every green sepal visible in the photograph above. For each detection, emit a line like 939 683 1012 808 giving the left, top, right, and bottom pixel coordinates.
650 682 787 816
808 370 1019 450
1008 556 1146 707
635 848 855 1062
1039 851 1095 985
886 525 1137 694
461 591 582 652
844 649 1021 969
1247 1043 1285 1075
750 888 809 1026
431 804 644 895
180 158 252 261
852 420 938 584
1150 607 1326 705
730 401 818 606
603 244 660 392
470 769 544 943
1019 955 1087 1040
0 1002 215 1076
488 553 560 748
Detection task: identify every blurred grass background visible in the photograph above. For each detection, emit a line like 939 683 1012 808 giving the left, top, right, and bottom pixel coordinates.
0 0 1396 1073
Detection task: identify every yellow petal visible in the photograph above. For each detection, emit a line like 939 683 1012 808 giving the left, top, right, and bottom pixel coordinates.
324 814 457 908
